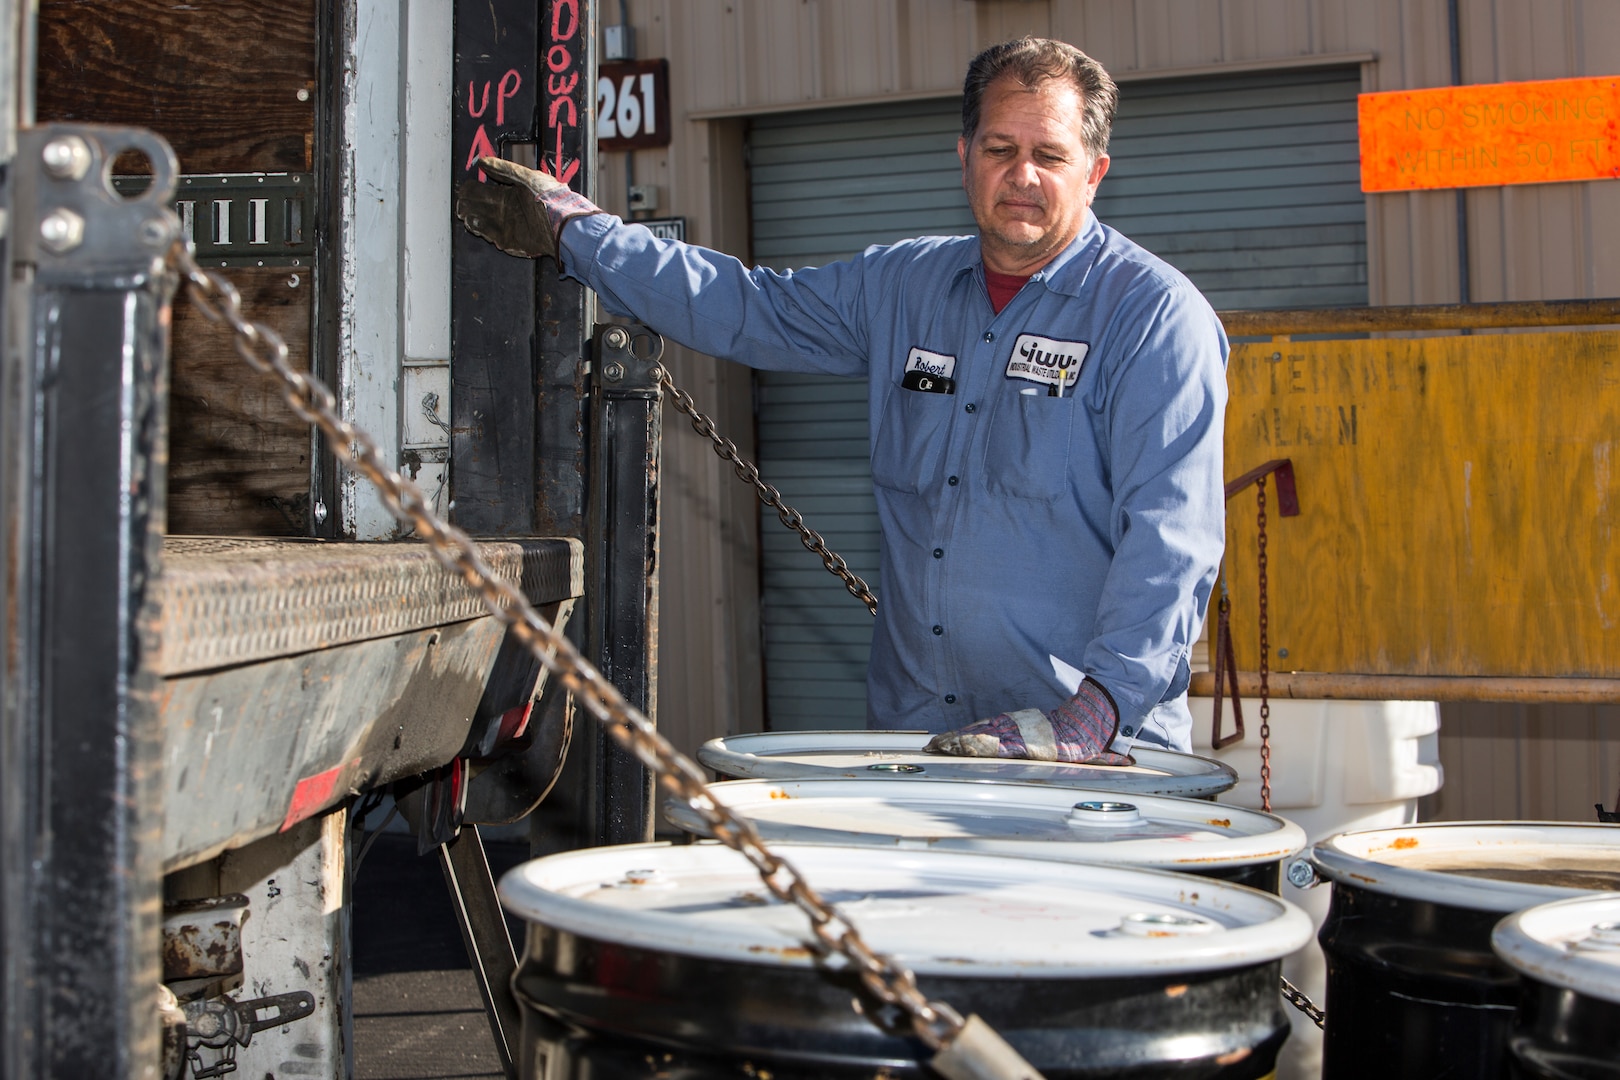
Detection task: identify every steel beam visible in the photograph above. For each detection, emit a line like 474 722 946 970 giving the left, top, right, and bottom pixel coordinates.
1 124 179 1080
581 322 663 845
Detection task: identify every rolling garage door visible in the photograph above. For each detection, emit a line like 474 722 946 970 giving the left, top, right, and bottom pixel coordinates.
749 66 1365 731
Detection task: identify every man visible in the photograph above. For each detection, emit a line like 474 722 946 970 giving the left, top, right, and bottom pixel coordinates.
457 37 1227 763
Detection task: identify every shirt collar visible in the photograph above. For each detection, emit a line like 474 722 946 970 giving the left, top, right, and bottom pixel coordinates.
955 211 1105 297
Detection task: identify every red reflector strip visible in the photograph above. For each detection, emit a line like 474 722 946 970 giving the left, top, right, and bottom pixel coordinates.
281 758 360 831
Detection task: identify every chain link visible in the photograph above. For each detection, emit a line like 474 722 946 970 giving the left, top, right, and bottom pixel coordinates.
657 368 879 617
1256 477 1271 814
1255 479 1325 1025
171 245 962 1052
1280 975 1326 1029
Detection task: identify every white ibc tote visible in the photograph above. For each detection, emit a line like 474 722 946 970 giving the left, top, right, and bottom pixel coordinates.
1189 696 1443 1080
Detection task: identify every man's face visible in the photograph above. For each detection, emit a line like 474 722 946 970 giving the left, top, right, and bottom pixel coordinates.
959 74 1110 276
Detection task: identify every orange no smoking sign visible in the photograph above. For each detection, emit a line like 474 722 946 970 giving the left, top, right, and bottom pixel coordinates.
1359 75 1620 192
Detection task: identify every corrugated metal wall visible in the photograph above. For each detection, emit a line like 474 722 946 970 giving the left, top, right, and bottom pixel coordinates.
1098 66 1367 308
603 0 1620 805
748 100 976 729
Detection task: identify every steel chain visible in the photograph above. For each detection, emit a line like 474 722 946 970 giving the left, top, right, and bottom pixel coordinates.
657 369 878 616
1280 975 1326 1030
171 245 963 1052
1256 477 1272 814
1255 481 1327 1027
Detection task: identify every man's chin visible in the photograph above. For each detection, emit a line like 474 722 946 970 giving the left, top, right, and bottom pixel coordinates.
986 228 1049 254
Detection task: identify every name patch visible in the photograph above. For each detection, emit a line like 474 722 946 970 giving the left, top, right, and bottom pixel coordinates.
905 347 956 380
1006 333 1088 390
902 347 957 394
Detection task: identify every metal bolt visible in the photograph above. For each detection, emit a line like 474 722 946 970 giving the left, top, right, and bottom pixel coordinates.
603 326 630 350
139 217 172 248
41 136 92 181
313 500 328 525
39 209 85 253
1286 859 1319 889
1278 647 1289 659
297 88 311 102
602 360 626 382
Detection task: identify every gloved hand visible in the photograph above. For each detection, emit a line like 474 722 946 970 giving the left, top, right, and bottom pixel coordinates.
455 156 605 260
923 678 1134 766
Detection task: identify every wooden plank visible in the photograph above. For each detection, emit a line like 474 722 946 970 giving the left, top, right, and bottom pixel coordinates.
1221 329 1620 679
1190 672 1620 703
1221 298 1620 336
168 268 314 536
35 0 317 173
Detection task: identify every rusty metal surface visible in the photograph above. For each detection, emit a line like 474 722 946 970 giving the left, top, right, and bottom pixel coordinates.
161 598 573 870
1220 297 1620 337
162 895 247 981
155 536 582 676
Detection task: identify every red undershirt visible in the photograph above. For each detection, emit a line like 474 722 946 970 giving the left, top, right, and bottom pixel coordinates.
984 269 1032 314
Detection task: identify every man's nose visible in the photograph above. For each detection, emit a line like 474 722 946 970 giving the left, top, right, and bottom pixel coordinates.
1006 154 1041 185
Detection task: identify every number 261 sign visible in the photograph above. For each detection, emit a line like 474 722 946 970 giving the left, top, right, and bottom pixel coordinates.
598 59 671 150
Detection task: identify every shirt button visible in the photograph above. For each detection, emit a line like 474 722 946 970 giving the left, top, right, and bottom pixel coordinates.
983 331 994 342
947 475 959 486
933 548 944 559
945 694 957 704
1122 726 1135 737
965 403 976 414
932 625 944 636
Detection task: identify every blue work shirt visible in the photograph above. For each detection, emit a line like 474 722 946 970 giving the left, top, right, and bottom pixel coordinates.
561 211 1227 752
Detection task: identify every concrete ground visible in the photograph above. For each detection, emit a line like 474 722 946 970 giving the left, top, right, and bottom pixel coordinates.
350 833 531 1080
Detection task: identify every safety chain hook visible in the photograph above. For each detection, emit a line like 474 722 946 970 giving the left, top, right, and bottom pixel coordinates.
169 245 1012 1067
656 366 879 617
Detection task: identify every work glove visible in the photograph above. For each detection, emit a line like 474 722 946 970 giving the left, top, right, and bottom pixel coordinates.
455 156 604 261
924 678 1134 766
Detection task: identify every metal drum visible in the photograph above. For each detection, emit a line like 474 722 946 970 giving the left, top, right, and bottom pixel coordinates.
1303 821 1620 1080
500 842 1314 1079
696 730 1237 799
662 777 1306 892
1493 894 1620 1080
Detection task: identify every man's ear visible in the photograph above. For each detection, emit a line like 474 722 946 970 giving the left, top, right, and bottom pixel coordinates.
958 136 968 185
1085 153 1111 205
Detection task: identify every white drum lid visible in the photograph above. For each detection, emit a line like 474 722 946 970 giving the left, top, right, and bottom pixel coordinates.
499 841 1314 977
662 778 1306 871
696 730 1237 798
1309 821 1620 912
1493 893 1620 1005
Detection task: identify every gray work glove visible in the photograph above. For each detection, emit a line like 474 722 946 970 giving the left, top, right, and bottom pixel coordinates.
455 156 604 260
924 678 1134 766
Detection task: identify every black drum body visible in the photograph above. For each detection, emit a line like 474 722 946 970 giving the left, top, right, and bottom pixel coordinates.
1493 894 1620 1080
1319 881 1519 1080
1507 978 1620 1080
1309 821 1620 1080
515 927 1288 1080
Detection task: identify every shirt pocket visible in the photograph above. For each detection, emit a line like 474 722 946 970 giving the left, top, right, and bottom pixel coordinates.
983 393 1076 501
871 388 953 494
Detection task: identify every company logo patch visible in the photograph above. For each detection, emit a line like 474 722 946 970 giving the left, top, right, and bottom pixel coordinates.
1006 333 1088 390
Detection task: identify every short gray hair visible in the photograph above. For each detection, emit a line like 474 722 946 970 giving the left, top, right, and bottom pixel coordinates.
961 38 1119 160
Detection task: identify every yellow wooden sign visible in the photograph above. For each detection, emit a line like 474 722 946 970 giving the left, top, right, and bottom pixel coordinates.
1221 331 1620 678
1359 76 1620 191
